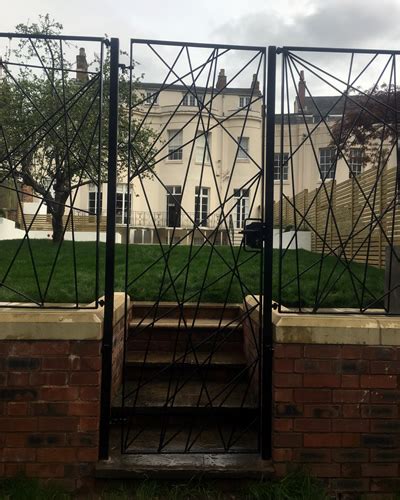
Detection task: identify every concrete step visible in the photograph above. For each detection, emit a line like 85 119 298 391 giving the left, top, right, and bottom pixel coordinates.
127 301 246 352
96 452 273 479
112 380 257 412
131 301 242 322
129 317 242 329
124 350 247 382
127 322 243 353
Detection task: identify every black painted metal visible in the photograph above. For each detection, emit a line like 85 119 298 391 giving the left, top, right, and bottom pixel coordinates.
99 37 119 460
275 46 400 315
0 33 106 308
5 31 398 461
261 45 276 460
118 39 268 455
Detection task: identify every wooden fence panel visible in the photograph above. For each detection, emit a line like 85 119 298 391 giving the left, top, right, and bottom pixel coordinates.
274 167 398 269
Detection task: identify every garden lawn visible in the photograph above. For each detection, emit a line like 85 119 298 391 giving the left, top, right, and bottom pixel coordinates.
0 240 384 309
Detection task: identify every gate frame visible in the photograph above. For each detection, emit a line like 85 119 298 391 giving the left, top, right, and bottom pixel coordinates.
261 45 276 460
99 37 119 460
98 40 275 460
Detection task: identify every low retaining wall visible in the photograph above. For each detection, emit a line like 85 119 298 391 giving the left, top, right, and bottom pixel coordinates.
245 297 400 498
0 294 125 491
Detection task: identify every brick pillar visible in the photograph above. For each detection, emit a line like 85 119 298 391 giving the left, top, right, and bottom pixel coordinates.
0 293 126 491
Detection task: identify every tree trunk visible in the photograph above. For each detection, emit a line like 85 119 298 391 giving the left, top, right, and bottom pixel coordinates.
52 206 65 243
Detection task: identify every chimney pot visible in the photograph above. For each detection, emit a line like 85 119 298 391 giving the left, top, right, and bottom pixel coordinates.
298 70 306 110
251 73 260 92
76 47 88 83
216 69 227 90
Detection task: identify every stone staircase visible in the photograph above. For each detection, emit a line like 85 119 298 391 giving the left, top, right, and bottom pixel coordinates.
231 229 243 246
96 302 272 478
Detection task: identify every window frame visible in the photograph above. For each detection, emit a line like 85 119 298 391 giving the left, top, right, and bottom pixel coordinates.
195 132 211 164
349 148 363 177
194 186 210 227
182 93 196 106
88 183 102 216
144 89 159 105
239 96 251 108
237 136 249 160
166 185 182 228
233 188 250 229
115 183 131 225
274 152 289 181
167 129 183 161
319 147 336 180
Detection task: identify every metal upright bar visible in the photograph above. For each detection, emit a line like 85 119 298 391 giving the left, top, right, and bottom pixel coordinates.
99 37 119 460
261 45 276 460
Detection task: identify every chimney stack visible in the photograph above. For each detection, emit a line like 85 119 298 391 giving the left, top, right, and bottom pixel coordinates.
216 69 227 90
298 70 306 110
251 74 259 92
76 48 88 83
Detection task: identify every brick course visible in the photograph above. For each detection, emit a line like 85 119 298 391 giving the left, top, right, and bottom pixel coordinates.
0 339 102 490
273 343 400 497
0 296 126 490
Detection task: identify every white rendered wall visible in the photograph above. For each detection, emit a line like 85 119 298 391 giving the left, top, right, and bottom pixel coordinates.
0 218 120 243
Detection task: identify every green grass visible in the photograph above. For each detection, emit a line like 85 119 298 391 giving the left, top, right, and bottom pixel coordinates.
0 476 69 500
99 470 329 499
0 471 333 499
108 479 224 500
0 240 384 308
246 470 329 500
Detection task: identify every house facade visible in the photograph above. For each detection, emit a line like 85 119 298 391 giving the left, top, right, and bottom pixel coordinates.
12 62 397 244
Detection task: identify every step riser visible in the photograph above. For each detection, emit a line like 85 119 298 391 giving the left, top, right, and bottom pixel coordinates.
111 411 258 424
128 328 243 343
131 304 241 322
126 340 243 353
124 364 248 383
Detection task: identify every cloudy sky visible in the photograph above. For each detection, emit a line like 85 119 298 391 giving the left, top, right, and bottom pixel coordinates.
1 0 399 104
2 0 400 50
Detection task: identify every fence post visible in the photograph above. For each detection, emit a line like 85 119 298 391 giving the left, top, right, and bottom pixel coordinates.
99 37 119 460
261 45 276 460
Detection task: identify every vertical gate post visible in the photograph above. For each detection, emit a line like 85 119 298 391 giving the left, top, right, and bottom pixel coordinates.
99 37 119 460
261 45 276 460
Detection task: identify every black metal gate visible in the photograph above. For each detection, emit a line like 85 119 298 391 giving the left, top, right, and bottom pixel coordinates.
99 40 274 458
3 29 400 463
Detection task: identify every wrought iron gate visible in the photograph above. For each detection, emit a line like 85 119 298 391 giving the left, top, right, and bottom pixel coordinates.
100 40 274 457
3 29 400 463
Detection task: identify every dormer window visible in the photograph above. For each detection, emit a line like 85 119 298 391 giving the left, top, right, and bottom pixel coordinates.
145 90 158 105
182 93 196 106
239 96 251 108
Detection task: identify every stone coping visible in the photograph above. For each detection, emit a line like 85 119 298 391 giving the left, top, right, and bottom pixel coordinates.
0 293 127 341
244 295 400 346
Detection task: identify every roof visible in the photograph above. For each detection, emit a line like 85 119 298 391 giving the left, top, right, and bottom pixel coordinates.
299 95 364 118
139 82 261 96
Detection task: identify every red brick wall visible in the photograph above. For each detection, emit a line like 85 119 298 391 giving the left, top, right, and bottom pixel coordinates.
0 339 101 490
273 343 400 498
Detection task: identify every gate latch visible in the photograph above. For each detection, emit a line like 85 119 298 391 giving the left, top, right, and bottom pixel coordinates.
240 218 266 251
